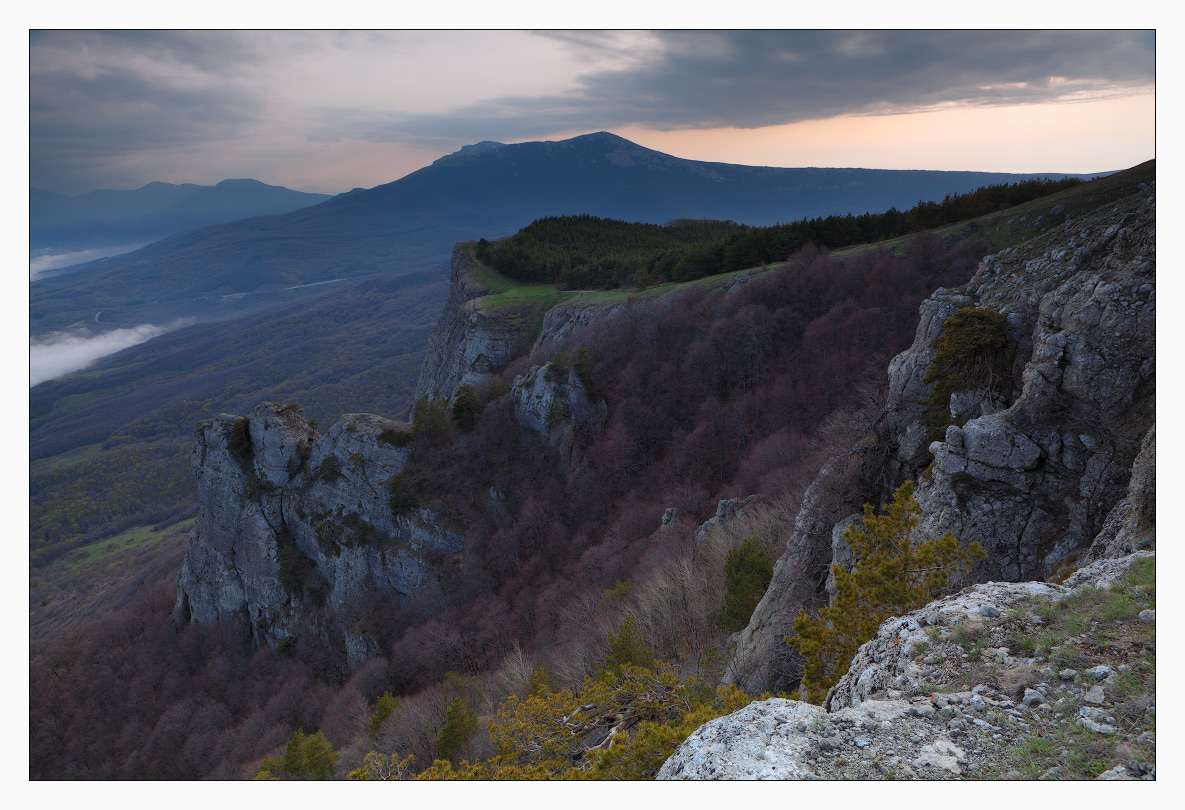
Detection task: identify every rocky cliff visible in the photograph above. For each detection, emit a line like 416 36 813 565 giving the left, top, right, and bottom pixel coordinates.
662 551 1155 780
174 403 464 662
414 243 530 406
414 242 621 408
176 247 619 660
730 169 1155 693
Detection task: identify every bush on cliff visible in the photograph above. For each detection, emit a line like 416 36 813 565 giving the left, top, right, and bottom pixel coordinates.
451 385 483 433
923 306 1013 441
789 482 985 702
227 417 252 461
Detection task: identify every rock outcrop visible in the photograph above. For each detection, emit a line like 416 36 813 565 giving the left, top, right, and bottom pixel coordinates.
510 361 599 436
414 243 532 406
174 403 464 662
731 173 1155 692
662 552 1155 780
1087 424 1155 562
415 243 620 409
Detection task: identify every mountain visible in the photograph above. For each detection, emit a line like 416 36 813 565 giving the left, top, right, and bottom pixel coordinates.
30 132 1103 335
30 178 333 255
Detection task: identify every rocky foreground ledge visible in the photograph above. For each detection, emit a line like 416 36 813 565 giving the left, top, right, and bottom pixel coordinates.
659 552 1154 780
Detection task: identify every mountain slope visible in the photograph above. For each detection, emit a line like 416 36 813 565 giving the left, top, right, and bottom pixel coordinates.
30 178 332 253
729 162 1155 693
30 132 1102 335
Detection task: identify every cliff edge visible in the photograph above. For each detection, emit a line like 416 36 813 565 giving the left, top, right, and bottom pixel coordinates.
662 552 1155 780
173 403 464 662
730 167 1155 693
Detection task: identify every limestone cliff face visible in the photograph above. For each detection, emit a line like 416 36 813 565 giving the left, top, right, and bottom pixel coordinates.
904 189 1154 582
174 403 463 662
178 240 625 662
510 361 600 437
415 242 621 408
731 176 1155 692
414 243 529 406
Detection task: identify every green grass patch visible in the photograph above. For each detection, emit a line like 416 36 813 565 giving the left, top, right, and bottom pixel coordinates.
45 518 195 573
469 246 779 314
49 388 118 415
30 443 104 475
1125 556 1155 596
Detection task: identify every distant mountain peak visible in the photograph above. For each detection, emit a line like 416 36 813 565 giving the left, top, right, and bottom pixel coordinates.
460 140 504 152
570 131 630 144
214 178 268 188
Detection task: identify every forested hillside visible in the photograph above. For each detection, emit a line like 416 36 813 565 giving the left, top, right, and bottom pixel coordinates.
31 215 986 779
31 168 1146 780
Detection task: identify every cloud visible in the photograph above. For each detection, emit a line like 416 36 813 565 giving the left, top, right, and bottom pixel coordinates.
30 323 186 386
339 30 1155 143
30 30 1154 193
30 244 149 280
30 31 272 192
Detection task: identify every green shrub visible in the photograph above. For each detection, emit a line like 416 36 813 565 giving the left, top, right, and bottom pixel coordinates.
436 698 480 766
485 376 511 403
545 399 566 430
255 729 338 780
452 385 483 432
378 427 414 447
789 482 985 702
227 418 252 460
599 616 657 677
922 307 1013 441
368 691 400 738
387 473 419 516
277 544 327 605
720 537 774 631
547 351 571 382
413 398 454 444
244 474 277 500
313 516 341 556
574 347 596 393
316 455 342 483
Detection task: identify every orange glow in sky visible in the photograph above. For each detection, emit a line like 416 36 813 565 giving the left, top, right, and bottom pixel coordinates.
615 93 1154 176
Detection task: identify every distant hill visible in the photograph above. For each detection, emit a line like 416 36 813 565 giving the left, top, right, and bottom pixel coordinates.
30 178 333 254
29 132 1104 335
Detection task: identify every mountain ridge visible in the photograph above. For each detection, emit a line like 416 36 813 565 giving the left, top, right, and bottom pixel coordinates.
30 132 1103 336
30 178 333 256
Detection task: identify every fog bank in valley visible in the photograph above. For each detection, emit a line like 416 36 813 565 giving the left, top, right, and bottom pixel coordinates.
30 323 184 386
30 244 147 280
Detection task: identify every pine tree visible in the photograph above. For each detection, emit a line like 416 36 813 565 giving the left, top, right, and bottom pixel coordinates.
720 537 774 631
436 698 479 766
789 482 984 703
255 728 338 780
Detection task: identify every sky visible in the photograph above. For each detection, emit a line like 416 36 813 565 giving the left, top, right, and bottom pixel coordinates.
28 28 1156 196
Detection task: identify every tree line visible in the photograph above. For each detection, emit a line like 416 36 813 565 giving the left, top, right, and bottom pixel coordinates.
477 176 1083 289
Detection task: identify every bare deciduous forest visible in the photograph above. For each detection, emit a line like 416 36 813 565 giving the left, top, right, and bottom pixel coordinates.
31 230 987 778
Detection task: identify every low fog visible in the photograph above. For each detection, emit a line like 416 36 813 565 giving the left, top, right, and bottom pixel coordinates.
30 243 147 280
30 323 184 386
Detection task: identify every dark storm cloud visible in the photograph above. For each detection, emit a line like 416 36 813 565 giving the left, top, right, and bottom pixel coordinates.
346 29 1155 144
